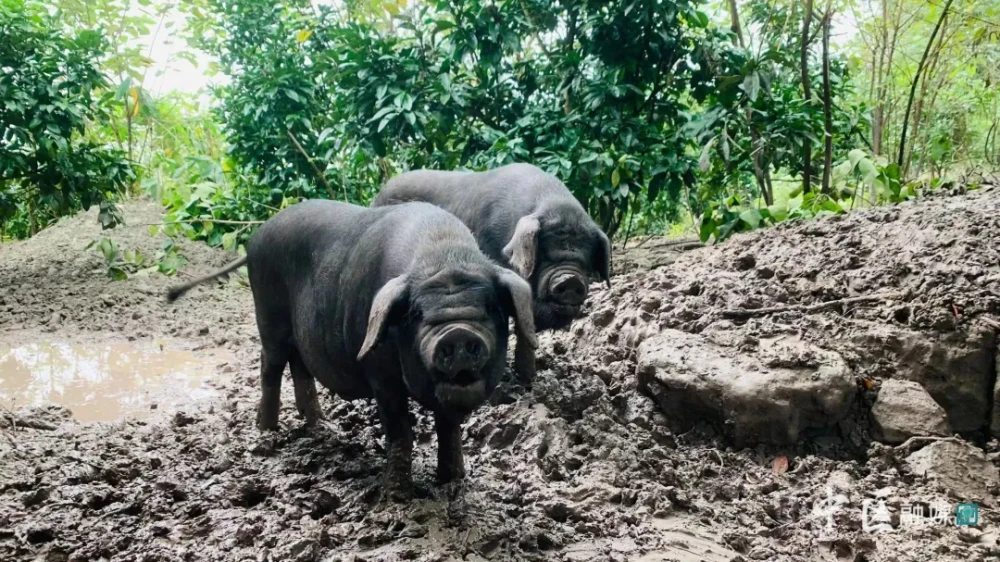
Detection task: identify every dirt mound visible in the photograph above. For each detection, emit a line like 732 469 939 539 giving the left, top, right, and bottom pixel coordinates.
2 191 1000 561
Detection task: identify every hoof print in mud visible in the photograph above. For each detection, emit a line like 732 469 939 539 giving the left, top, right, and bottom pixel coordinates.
637 329 854 447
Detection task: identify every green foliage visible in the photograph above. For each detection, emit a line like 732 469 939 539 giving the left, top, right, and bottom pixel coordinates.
185 0 741 235
0 0 135 237
85 235 187 281
697 151 924 243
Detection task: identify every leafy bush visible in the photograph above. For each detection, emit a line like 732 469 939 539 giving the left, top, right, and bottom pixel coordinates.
183 0 743 237
0 0 134 238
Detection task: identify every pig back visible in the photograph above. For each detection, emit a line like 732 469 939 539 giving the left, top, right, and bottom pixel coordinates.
374 163 581 264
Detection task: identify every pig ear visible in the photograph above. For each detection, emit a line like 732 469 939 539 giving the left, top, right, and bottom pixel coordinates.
593 228 612 289
358 275 409 361
502 214 540 279
495 268 538 349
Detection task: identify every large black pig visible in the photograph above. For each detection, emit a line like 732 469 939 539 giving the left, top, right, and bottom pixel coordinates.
166 200 536 498
372 163 611 380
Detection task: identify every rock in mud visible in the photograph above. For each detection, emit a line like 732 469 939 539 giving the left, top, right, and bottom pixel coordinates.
905 440 1000 504
855 325 994 433
871 379 951 443
637 329 854 447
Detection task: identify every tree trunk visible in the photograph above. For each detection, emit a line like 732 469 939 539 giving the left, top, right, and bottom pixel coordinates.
876 0 903 157
28 196 37 236
871 0 889 156
728 0 745 46
800 0 815 194
820 5 834 195
897 0 954 172
907 18 950 178
728 0 772 204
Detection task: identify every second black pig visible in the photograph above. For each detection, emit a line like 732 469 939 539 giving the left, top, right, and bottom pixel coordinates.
372 163 610 380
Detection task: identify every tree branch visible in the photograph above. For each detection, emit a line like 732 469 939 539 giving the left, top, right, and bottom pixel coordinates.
287 130 339 201
720 291 907 320
897 0 954 171
800 0 814 194
820 4 833 195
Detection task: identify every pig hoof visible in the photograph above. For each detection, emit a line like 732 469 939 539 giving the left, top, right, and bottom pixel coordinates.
302 410 324 426
514 364 536 385
513 346 536 384
298 403 324 426
436 465 466 484
384 484 414 503
256 409 280 431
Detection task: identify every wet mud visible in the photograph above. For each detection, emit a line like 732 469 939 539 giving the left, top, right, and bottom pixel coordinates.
2 186 1000 561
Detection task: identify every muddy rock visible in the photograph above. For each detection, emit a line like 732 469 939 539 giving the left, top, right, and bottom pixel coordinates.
905 440 1000 504
637 329 854 447
871 379 951 443
855 325 995 433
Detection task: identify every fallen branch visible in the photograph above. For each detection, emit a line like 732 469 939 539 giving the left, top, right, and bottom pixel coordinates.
978 317 1000 330
720 291 907 319
134 219 265 227
895 435 961 456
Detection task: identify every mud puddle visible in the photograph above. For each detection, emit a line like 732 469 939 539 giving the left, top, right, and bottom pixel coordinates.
0 338 232 422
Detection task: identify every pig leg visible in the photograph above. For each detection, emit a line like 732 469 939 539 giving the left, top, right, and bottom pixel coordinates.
434 414 466 483
513 334 536 383
374 394 414 501
257 345 288 431
288 349 323 426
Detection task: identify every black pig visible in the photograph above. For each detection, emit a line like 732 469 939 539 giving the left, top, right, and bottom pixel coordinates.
166 200 536 498
372 163 611 380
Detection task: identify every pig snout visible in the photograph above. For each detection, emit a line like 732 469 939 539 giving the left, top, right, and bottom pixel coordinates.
431 325 491 382
549 272 588 306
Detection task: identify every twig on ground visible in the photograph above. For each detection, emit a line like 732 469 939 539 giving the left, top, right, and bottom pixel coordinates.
133 219 265 227
62 454 104 471
720 291 907 319
895 435 962 455
978 317 1000 330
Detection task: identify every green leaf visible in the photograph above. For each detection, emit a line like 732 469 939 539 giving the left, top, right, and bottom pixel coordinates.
99 239 117 262
222 231 237 250
739 208 762 229
148 225 160 237
648 173 665 201
743 72 760 103
848 149 866 169
109 267 128 281
611 168 621 188
833 160 853 183
699 137 716 173
699 219 716 243
617 183 629 198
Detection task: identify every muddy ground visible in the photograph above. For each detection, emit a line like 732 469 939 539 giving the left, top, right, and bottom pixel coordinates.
3 185 1000 562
